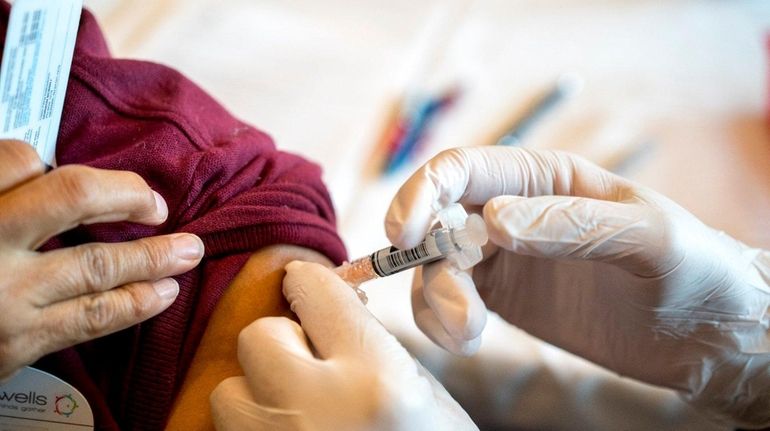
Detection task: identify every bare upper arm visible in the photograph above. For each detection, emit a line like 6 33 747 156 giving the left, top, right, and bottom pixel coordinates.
165 244 331 430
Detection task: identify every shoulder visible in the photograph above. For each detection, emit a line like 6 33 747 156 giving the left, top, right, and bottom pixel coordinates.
166 245 331 430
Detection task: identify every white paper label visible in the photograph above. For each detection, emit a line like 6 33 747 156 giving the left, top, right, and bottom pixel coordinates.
0 367 93 430
0 0 83 166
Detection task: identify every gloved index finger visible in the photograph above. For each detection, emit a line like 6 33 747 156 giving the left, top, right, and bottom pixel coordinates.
385 146 631 249
282 261 408 363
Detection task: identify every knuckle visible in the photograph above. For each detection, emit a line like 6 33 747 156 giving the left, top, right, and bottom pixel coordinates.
0 313 41 365
210 377 240 407
123 284 155 318
238 317 279 348
633 207 687 276
556 150 581 173
209 385 227 410
76 286 155 340
436 147 460 160
238 317 294 362
657 211 687 253
552 148 580 164
422 148 469 183
546 149 577 176
53 165 100 208
122 169 153 196
121 170 147 188
651 209 678 245
77 287 154 338
433 147 468 168
135 238 173 271
76 244 117 291
79 295 117 337
121 171 156 209
238 321 271 372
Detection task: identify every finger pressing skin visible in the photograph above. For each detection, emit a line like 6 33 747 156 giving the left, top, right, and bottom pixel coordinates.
282 261 405 361
31 233 204 306
211 377 259 430
0 140 45 192
0 165 169 249
237 317 317 405
36 278 180 355
211 377 295 431
210 377 254 430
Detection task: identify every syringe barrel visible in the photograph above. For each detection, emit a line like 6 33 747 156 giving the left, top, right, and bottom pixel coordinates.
335 204 488 287
370 236 445 277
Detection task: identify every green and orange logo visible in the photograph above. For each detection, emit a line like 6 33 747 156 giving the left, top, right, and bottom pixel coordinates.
54 394 78 417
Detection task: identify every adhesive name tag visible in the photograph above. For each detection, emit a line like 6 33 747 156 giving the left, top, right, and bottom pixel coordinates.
0 366 93 430
0 0 83 166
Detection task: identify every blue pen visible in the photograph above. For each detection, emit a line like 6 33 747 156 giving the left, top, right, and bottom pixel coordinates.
384 90 458 174
497 74 582 146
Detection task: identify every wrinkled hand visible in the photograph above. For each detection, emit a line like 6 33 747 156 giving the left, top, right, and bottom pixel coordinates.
0 140 204 380
385 146 770 428
210 261 477 431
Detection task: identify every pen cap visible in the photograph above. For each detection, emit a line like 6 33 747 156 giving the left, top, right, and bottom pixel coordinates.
437 204 487 270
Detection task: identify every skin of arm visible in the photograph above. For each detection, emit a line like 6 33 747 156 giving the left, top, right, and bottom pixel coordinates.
165 244 332 430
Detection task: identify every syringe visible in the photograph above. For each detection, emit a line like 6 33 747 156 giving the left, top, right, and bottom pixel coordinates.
335 204 488 303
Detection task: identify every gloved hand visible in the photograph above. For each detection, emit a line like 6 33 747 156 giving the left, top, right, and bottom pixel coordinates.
385 146 770 428
210 261 477 431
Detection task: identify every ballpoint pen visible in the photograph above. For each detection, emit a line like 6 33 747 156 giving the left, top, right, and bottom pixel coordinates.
497 74 583 146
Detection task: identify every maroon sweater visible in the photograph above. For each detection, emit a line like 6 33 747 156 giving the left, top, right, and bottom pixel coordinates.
0 4 347 430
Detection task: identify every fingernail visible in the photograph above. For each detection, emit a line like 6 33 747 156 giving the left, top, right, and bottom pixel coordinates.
153 191 169 221
153 278 179 301
172 234 204 260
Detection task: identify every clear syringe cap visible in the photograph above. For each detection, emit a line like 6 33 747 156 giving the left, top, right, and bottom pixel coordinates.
435 203 488 269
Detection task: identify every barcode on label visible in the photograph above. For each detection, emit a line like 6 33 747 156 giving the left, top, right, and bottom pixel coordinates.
386 242 429 269
371 239 444 277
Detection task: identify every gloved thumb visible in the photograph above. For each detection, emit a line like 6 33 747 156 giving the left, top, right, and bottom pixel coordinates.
483 195 671 274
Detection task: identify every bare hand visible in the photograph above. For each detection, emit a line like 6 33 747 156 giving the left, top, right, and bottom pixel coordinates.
0 140 204 380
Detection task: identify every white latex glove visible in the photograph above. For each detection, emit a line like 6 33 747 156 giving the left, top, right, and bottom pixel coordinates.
210 261 477 431
385 146 770 428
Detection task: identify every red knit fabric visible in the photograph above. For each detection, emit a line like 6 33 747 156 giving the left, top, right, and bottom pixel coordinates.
0 4 347 430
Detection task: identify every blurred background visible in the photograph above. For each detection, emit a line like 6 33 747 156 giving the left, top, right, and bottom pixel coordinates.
84 1 770 429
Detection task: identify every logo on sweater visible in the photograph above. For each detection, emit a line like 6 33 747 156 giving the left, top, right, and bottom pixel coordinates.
54 394 79 417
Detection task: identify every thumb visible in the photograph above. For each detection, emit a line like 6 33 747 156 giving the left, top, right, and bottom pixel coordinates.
483 195 670 274
211 376 297 431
